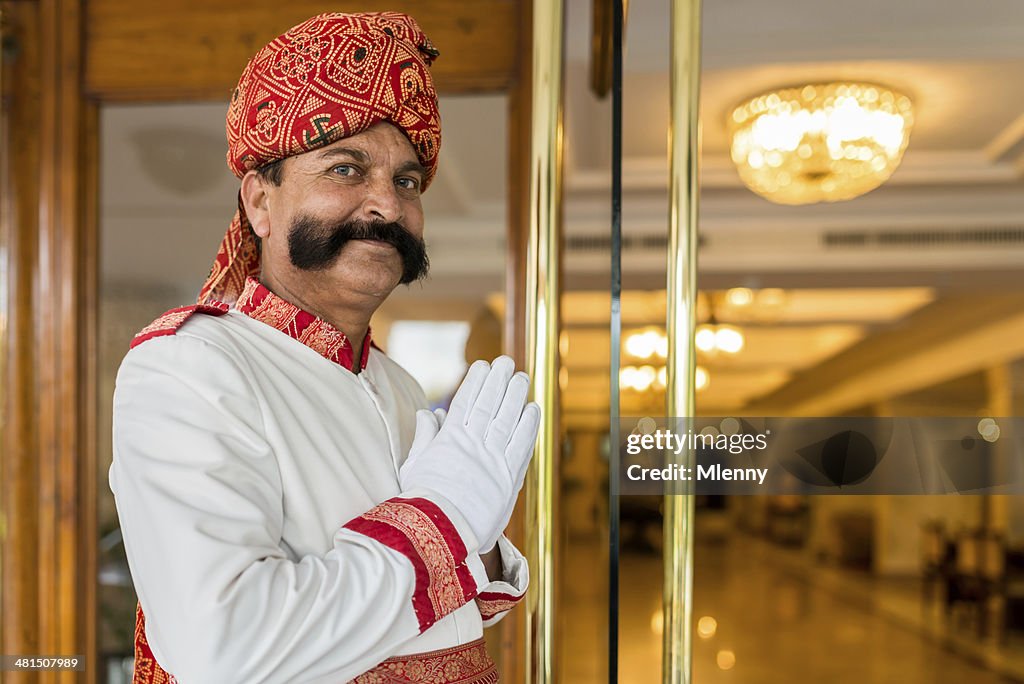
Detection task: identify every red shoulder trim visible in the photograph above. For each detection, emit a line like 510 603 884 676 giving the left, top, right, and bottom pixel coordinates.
130 303 230 350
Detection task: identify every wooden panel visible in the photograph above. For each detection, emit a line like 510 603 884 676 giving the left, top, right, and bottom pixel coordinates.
38 0 93 681
1 1 96 681
1 2 43 673
79 101 101 684
84 0 519 100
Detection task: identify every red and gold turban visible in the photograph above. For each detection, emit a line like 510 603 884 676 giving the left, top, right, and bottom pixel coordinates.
198 12 441 306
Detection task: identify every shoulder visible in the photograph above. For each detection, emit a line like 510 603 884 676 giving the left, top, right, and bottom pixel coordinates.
130 303 230 350
115 308 264 428
120 304 259 388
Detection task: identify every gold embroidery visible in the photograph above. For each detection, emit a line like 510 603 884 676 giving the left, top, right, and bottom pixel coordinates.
360 502 466 617
349 639 497 684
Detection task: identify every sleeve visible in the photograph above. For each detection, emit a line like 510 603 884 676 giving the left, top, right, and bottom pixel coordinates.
475 535 530 627
110 334 489 684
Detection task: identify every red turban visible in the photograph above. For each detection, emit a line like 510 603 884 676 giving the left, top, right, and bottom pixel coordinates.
198 12 441 306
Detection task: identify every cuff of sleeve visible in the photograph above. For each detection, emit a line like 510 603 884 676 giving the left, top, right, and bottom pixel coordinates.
476 535 530 627
342 492 482 633
403 489 493 594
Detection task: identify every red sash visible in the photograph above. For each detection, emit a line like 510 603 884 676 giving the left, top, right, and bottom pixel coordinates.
349 641 498 683
132 603 497 683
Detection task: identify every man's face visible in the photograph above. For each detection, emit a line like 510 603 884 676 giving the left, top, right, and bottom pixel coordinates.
255 122 429 312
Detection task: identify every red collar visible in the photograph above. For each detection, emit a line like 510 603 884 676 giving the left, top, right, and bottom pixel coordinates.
236 277 372 372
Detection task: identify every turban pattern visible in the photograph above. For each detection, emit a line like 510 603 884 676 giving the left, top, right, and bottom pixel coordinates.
199 11 441 306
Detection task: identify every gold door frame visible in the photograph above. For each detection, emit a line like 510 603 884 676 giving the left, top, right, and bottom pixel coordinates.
518 0 702 680
523 0 564 682
663 0 702 682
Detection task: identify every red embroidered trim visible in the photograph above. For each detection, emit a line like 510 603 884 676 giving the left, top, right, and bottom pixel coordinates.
349 638 497 683
344 497 477 632
130 303 230 350
236 277 372 371
132 603 178 684
475 590 524 621
133 602 497 683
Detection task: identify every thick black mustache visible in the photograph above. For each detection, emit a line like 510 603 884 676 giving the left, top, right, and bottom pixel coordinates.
287 215 429 284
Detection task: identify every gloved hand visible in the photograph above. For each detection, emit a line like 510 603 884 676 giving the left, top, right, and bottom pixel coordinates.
405 405 531 553
400 356 541 552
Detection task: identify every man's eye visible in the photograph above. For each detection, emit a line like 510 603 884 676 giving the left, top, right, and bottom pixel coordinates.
396 177 421 191
332 164 357 176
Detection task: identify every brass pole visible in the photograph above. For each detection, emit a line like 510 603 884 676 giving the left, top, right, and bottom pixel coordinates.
663 0 701 682
524 0 563 683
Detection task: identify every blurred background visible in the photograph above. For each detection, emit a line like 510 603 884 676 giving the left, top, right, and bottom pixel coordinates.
5 0 1024 682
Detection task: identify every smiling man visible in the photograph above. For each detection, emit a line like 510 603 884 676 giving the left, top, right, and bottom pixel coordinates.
109 12 538 684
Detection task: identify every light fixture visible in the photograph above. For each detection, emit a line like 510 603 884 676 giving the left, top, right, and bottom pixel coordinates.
620 365 658 392
696 292 746 356
695 323 744 355
697 616 718 639
730 82 914 205
725 287 754 307
625 329 665 359
620 364 708 393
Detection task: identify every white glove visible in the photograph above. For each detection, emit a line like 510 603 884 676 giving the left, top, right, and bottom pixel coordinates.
406 406 529 553
400 356 540 552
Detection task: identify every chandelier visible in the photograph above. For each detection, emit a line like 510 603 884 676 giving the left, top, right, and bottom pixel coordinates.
729 82 914 205
621 327 717 393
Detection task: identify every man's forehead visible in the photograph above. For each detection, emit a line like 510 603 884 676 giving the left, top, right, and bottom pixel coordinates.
311 123 418 163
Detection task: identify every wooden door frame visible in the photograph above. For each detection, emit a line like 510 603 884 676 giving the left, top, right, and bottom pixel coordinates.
1 1 532 681
2 2 98 682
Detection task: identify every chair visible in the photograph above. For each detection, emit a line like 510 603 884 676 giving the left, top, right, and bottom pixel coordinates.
920 521 948 606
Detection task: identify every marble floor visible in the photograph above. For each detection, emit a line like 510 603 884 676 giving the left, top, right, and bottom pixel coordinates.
559 527 1024 683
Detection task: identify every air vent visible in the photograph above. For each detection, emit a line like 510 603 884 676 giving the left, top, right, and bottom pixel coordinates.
566 234 705 252
824 228 1024 248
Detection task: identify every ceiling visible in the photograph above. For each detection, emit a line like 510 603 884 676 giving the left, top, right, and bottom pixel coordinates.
99 0 1024 424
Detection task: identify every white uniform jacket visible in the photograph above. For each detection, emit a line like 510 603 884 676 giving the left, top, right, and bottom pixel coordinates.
110 277 528 683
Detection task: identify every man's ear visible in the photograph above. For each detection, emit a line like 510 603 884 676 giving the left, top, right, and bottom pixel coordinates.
240 170 273 239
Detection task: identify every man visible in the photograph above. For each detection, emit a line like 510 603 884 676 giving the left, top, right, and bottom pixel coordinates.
110 12 539 683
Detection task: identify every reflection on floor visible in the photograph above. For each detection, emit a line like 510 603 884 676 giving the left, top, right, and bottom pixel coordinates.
561 525 1024 683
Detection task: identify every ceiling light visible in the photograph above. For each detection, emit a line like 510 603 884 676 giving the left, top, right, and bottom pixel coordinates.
638 365 657 389
695 327 717 352
716 650 736 671
697 616 718 639
725 287 754 307
621 364 703 392
714 326 744 354
625 330 660 359
730 82 914 205
625 329 670 360
695 366 709 391
696 324 744 355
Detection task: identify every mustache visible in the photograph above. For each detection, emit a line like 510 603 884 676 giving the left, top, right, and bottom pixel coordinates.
287 215 429 284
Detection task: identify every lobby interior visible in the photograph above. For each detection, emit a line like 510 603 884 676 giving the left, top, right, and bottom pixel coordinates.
5 0 1024 681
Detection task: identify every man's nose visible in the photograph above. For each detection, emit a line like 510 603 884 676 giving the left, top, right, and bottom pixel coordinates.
359 176 402 224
